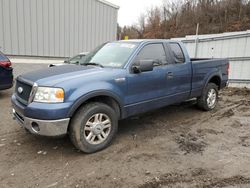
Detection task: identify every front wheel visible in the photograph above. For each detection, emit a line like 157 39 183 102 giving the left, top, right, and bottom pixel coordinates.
69 102 118 153
197 83 219 111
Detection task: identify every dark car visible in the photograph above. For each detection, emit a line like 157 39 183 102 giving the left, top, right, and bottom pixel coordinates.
0 51 13 90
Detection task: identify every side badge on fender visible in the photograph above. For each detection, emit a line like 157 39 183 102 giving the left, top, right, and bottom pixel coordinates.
115 78 126 83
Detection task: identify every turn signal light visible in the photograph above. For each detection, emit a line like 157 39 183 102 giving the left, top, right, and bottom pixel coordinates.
55 89 64 99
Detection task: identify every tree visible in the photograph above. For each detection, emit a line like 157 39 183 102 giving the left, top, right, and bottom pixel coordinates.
118 0 250 39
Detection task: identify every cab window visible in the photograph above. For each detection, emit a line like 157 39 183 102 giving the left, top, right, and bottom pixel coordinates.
135 43 167 66
169 43 185 64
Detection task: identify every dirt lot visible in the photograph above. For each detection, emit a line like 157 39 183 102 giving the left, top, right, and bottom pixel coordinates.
0 65 250 187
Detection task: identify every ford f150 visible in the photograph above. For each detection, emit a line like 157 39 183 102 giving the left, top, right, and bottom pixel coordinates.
11 40 229 153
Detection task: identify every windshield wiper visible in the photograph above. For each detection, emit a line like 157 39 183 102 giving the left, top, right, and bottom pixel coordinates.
83 62 104 68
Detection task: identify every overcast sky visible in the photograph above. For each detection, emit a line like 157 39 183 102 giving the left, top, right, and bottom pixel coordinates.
107 0 163 27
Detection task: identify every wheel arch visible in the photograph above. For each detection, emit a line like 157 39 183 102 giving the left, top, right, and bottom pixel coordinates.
208 75 221 89
68 91 124 119
204 74 222 91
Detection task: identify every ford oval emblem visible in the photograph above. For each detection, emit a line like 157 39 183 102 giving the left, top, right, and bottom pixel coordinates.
18 87 23 94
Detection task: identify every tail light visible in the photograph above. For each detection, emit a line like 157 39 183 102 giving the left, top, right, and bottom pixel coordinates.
226 63 230 75
0 61 12 68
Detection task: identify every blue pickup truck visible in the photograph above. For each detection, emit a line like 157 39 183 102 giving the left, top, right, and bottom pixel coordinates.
12 40 229 153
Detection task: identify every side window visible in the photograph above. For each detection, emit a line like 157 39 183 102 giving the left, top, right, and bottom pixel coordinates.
169 43 185 64
136 43 167 65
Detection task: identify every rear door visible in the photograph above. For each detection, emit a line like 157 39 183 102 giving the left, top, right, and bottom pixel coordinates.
162 42 192 101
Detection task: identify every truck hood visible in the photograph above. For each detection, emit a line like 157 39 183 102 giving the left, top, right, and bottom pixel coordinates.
19 65 107 86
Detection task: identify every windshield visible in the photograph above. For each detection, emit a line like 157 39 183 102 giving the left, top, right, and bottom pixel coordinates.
79 42 138 68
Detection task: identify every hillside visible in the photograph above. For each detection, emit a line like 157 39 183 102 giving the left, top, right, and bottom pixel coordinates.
119 0 250 39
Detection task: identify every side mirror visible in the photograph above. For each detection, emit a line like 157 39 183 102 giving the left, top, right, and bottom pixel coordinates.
132 60 154 73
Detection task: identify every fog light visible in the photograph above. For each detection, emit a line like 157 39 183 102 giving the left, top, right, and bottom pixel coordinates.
31 122 40 132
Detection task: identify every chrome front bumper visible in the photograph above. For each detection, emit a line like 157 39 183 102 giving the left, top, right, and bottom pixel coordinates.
13 109 70 136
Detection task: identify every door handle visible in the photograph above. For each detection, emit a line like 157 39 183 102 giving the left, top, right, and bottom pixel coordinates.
167 72 174 79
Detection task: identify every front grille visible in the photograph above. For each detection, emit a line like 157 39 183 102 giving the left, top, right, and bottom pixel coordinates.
15 79 32 105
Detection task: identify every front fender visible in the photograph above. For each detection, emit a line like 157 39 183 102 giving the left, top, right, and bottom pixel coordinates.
67 89 124 117
66 80 126 118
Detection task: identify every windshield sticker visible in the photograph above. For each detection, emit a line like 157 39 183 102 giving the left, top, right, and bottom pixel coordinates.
120 44 136 49
108 62 122 67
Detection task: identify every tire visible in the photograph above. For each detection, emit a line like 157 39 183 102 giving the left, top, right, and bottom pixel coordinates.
197 83 219 111
69 102 118 153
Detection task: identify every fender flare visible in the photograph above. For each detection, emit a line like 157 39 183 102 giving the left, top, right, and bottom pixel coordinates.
67 90 124 118
202 73 222 92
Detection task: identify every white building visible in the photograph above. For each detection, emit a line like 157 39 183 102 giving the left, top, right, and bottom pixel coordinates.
0 0 119 57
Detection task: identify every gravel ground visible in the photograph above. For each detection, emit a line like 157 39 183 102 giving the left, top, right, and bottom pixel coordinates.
0 63 250 188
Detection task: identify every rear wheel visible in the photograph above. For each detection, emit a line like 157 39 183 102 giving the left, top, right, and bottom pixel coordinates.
69 102 118 153
197 83 218 111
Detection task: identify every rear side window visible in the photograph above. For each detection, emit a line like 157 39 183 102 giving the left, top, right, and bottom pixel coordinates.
136 43 167 65
0 52 8 61
169 43 185 64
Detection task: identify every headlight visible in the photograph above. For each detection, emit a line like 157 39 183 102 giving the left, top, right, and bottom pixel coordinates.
33 87 64 103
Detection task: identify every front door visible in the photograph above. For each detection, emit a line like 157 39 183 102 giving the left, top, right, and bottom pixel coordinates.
125 43 168 116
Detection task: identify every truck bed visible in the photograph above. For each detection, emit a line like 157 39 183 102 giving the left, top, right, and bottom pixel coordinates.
190 58 229 96
191 58 228 70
